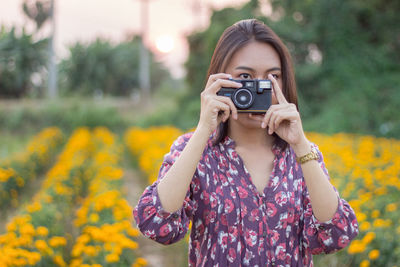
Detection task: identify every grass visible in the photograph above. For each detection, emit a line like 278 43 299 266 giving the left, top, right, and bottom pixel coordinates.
0 131 32 160
0 97 152 135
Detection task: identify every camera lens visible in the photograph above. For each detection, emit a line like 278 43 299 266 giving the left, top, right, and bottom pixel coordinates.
233 88 254 109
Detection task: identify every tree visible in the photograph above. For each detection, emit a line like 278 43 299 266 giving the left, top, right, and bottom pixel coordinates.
268 0 400 137
0 27 48 98
182 0 400 137
58 37 171 96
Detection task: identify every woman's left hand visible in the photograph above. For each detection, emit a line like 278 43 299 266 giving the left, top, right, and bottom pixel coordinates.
250 74 307 146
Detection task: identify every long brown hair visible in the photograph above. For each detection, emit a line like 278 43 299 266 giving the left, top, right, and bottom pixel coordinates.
207 19 298 149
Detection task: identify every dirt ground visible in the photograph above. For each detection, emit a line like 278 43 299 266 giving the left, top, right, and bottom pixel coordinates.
123 163 188 267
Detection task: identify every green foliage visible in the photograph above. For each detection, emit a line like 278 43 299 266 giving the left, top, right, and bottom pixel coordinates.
169 0 262 129
0 26 48 98
269 0 400 138
181 0 400 138
58 37 172 96
0 99 130 135
185 0 260 96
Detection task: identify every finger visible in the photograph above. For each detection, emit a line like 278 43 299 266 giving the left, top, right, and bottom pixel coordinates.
267 110 284 134
260 104 287 129
274 111 298 129
207 78 242 94
212 101 230 123
205 73 232 89
215 96 238 120
269 110 299 134
268 74 288 104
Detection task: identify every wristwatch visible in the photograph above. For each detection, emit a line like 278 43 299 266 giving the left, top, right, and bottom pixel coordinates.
296 148 319 164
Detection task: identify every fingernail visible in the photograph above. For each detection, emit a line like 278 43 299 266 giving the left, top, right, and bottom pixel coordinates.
261 122 266 128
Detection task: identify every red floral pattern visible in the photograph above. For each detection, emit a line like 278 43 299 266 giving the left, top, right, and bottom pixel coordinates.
134 133 359 266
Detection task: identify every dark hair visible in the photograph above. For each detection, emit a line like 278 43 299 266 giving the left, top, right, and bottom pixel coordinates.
206 19 298 149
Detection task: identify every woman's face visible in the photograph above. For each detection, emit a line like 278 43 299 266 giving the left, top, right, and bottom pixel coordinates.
224 41 282 128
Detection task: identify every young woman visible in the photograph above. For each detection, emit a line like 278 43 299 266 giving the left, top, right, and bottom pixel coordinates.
134 19 358 266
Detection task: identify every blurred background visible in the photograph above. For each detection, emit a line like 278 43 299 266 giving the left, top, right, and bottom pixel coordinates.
0 0 399 266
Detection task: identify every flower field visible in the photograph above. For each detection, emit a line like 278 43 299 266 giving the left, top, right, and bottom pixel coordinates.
0 127 146 267
0 125 399 266
0 127 64 209
125 126 400 267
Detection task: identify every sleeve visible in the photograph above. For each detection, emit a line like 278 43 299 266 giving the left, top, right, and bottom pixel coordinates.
133 133 197 245
301 143 359 254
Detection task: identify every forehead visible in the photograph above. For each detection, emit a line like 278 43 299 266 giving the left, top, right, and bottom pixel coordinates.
226 41 281 71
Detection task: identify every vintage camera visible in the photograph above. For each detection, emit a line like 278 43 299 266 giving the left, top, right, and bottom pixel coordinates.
217 79 272 113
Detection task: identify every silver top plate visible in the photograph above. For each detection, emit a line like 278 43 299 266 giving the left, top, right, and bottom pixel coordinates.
259 80 271 89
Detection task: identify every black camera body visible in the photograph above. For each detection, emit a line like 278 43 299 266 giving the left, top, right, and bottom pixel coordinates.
217 79 272 113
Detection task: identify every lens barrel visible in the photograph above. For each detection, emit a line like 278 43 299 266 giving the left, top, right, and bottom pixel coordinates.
233 88 254 109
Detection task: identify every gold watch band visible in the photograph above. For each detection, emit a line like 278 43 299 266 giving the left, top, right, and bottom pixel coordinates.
296 149 319 164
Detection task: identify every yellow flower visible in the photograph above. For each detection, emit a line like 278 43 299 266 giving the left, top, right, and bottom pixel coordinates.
373 218 391 228
76 234 90 244
0 168 16 182
27 202 42 213
359 222 371 232
36 226 49 236
362 232 376 244
49 236 67 247
69 259 82 267
368 249 380 260
105 253 120 263
84 245 98 256
89 213 100 223
53 255 67 267
371 210 380 218
348 240 366 254
386 203 397 212
360 260 370 267
104 242 113 251
71 244 84 257
20 223 35 236
35 239 49 251
132 257 148 267
127 228 140 237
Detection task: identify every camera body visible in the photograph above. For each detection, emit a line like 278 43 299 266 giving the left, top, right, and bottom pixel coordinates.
217 79 272 113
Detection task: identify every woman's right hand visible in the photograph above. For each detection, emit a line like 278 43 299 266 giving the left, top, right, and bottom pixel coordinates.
197 73 242 135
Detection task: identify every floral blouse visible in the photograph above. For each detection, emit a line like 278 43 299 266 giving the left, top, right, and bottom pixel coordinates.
134 132 359 267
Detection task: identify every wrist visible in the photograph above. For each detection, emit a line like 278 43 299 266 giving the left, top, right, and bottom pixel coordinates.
194 124 213 141
292 137 311 156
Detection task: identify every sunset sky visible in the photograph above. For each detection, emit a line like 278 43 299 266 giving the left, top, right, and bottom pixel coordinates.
0 0 250 78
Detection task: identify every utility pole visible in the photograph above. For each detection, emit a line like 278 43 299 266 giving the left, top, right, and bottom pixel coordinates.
139 0 150 103
47 0 57 98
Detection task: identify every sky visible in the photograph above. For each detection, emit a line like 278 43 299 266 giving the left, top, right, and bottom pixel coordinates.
0 0 250 78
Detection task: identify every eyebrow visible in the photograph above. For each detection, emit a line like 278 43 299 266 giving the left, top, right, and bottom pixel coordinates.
235 66 281 72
